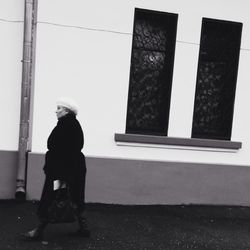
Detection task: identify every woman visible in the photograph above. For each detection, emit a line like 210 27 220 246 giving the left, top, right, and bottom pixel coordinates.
24 97 90 240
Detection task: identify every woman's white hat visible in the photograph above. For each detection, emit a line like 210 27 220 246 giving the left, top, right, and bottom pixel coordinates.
56 97 79 115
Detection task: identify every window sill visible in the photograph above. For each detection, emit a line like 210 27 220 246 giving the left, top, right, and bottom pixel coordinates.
114 133 242 152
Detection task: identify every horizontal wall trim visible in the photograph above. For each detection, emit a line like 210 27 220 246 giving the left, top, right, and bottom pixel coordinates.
0 150 18 199
27 152 250 205
115 133 242 151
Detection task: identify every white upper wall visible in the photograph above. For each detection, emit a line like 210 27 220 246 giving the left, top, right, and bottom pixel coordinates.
32 0 250 165
0 0 24 150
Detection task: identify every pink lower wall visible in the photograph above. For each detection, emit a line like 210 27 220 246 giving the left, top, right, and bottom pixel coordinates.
26 152 250 206
0 151 18 199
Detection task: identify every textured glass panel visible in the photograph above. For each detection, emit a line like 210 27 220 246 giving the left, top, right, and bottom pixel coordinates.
126 9 178 135
192 18 242 140
134 20 167 51
127 50 166 133
192 61 226 137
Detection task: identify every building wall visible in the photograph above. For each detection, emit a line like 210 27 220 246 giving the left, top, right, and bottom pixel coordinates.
1 0 250 204
32 0 250 165
28 0 250 204
0 0 24 150
0 1 24 199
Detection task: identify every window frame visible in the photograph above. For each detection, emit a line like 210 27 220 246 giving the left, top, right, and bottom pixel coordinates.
125 8 178 136
191 17 243 141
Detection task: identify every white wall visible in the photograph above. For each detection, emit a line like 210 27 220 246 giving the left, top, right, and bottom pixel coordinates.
32 0 250 166
0 0 24 150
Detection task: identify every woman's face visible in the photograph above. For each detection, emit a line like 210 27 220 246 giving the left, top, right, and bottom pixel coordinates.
55 105 68 119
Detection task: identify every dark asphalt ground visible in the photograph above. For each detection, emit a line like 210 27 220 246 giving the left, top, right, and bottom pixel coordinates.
1 200 250 250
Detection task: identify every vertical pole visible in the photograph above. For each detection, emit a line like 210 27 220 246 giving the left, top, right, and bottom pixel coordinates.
16 0 37 201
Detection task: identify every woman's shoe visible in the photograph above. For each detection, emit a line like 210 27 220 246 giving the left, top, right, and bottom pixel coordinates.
23 228 44 241
75 215 90 237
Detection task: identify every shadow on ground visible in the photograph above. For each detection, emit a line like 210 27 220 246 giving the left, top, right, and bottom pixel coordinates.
1 200 250 250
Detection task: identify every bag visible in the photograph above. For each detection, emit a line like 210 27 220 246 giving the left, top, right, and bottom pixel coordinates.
48 182 76 223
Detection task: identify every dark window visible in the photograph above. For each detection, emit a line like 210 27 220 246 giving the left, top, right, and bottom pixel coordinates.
192 18 242 140
125 8 178 136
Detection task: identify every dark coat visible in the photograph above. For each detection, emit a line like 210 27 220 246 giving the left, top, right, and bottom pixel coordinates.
43 113 86 180
38 113 86 221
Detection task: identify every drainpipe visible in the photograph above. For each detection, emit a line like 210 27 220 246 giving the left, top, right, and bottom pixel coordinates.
16 0 38 201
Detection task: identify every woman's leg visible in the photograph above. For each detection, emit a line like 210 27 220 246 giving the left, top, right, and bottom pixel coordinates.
68 174 90 237
75 209 90 237
24 176 53 240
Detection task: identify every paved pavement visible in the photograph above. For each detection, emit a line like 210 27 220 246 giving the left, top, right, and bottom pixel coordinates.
1 200 250 249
